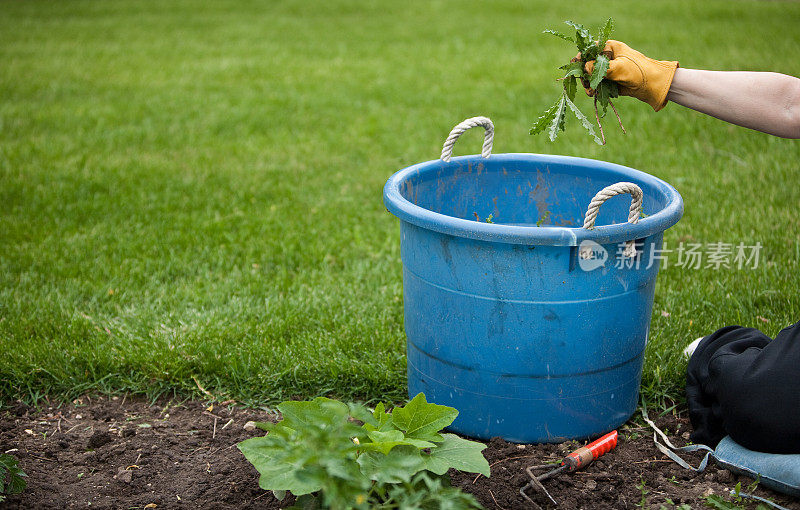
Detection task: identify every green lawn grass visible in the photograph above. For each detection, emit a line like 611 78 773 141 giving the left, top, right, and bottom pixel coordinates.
1 0 799 408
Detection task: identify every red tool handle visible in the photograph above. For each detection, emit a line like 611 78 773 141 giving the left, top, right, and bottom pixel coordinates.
585 430 618 458
563 430 618 471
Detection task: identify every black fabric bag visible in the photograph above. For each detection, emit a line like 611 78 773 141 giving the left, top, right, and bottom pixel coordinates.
686 321 800 454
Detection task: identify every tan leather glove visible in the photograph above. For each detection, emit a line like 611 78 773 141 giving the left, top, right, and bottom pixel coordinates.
584 40 679 112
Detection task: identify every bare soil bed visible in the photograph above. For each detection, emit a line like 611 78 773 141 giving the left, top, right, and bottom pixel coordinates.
1 396 797 509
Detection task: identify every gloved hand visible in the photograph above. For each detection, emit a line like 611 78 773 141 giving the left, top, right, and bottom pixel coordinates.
581 40 679 112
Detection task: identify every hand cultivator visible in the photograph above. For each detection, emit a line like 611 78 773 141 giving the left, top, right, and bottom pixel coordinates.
520 430 618 506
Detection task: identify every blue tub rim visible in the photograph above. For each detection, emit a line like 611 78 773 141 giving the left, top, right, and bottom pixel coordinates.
383 153 684 246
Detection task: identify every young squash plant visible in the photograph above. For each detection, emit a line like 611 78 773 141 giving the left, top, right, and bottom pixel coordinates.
531 18 625 145
238 393 488 509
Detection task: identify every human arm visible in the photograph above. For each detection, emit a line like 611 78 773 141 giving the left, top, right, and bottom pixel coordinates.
583 40 800 139
666 68 800 139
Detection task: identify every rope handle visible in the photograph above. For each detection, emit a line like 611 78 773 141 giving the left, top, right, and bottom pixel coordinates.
440 116 494 162
582 182 643 258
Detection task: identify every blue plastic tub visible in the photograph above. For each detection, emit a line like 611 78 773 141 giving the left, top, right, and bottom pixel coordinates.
383 121 683 443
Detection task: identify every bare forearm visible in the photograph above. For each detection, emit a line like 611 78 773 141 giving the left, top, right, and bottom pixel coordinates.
666 68 800 139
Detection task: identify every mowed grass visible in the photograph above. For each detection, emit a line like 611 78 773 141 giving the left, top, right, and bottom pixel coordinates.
1 0 798 408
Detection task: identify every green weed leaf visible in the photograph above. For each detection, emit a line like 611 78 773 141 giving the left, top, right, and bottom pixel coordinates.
532 17 624 144
564 20 588 35
598 17 613 47
561 61 583 78
564 76 577 102
582 44 601 62
564 20 590 51
607 79 619 98
547 95 567 142
595 81 611 114
589 53 609 90
564 96 602 145
543 29 573 43
529 97 560 135
702 494 739 509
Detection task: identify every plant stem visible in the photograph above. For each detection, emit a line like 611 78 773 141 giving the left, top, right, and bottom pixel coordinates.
610 100 626 134
593 97 606 145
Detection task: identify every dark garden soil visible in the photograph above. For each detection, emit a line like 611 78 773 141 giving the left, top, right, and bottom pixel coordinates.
1 395 797 509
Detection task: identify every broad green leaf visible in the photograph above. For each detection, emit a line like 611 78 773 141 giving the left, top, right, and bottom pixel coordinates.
290 494 322 510
253 420 276 432
386 472 484 509
361 430 436 455
543 29 573 43
260 423 297 442
422 433 490 477
547 95 567 142
367 429 405 443
564 96 602 145
564 76 577 102
529 97 560 135
237 437 322 495
598 17 613 47
314 397 350 415
363 402 394 432
347 402 377 427
272 490 287 501
357 446 427 484
373 402 393 429
277 399 334 431
300 455 365 486
390 393 458 442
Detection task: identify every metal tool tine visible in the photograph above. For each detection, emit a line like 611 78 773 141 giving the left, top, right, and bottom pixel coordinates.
520 482 548 509
522 470 558 506
537 464 567 482
527 463 557 471
520 482 538 507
